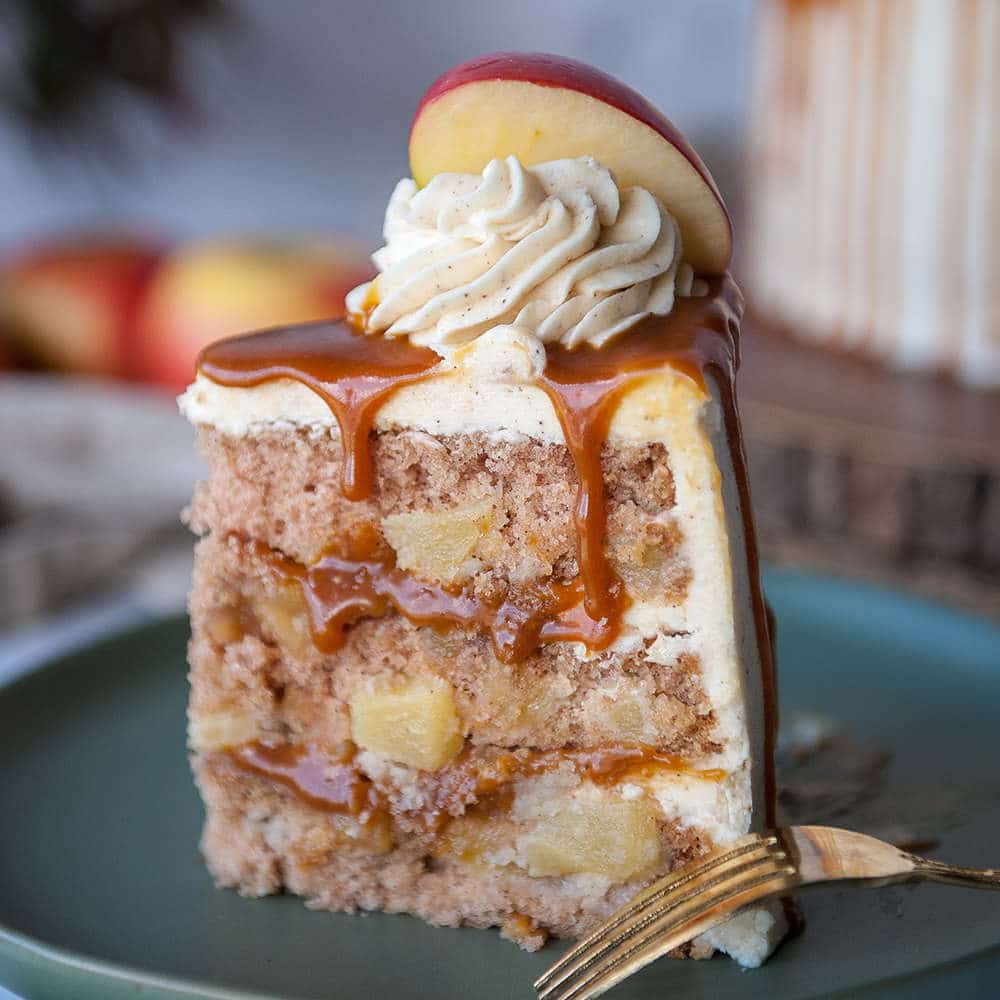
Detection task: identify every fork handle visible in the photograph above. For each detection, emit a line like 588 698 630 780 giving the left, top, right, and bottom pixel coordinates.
910 856 1000 890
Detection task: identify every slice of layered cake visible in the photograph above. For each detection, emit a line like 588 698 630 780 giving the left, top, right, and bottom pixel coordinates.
180 53 785 967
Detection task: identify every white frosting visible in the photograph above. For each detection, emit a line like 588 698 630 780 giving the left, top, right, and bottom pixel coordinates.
346 155 702 352
698 901 787 968
179 330 548 440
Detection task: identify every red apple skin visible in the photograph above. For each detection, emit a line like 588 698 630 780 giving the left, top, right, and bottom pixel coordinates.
413 53 724 206
410 52 732 274
0 241 162 377
134 240 372 391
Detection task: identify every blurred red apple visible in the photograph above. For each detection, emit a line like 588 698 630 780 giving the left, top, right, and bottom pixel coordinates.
0 239 161 376
134 239 372 390
410 52 732 275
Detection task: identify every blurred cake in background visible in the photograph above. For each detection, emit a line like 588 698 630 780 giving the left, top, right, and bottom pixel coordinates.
742 0 999 616
747 0 999 386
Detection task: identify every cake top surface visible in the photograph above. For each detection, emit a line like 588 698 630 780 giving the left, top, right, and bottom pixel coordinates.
191 51 743 439
194 273 743 487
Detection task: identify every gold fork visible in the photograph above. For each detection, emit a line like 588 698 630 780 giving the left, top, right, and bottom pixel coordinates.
535 825 1000 1000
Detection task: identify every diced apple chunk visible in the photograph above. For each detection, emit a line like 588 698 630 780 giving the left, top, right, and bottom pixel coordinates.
382 499 495 587
432 813 514 866
520 793 660 881
349 676 464 770
283 808 394 860
355 810 394 855
204 607 244 646
254 586 313 659
188 708 260 752
476 667 571 737
610 520 685 602
329 810 394 856
603 693 649 743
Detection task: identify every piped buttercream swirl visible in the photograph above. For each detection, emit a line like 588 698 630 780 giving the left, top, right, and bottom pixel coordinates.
347 155 704 352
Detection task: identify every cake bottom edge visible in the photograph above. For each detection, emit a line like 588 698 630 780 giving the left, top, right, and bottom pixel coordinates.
194 755 787 966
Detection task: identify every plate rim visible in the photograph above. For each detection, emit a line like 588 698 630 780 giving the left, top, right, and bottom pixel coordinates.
1 569 998 1000
0 922 279 1000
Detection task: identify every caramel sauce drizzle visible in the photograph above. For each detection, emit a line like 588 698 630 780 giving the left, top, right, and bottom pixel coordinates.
198 321 440 500
427 744 726 828
231 740 383 824
538 283 736 621
243 534 618 664
229 740 725 831
200 274 777 825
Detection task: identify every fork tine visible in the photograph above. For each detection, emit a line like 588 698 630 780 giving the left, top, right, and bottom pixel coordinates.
539 853 787 1000
554 866 798 1000
537 849 783 1000
535 833 774 992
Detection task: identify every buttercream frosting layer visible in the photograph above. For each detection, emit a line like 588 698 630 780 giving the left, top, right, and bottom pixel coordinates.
347 155 702 352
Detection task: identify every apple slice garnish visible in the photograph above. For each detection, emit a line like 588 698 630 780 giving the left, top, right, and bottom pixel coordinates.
409 52 732 276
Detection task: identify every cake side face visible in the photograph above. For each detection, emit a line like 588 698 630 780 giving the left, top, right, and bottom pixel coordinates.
181 299 782 962
180 51 784 970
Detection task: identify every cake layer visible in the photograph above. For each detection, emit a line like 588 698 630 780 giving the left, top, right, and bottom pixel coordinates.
188 532 722 761
195 750 709 941
193 749 782 964
188 425 684 602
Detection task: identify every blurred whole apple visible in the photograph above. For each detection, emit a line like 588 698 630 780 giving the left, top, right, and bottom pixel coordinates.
134 240 371 389
0 239 162 377
0 236 372 390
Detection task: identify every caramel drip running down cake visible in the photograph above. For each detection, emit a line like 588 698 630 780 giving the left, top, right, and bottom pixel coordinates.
179 53 787 967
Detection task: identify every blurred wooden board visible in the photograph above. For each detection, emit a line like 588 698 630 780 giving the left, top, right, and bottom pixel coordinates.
739 316 1000 618
0 375 200 625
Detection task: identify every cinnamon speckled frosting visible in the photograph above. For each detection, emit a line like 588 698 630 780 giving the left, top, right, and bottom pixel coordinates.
347 155 704 352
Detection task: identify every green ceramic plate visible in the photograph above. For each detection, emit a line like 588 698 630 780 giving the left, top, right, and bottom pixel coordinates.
1 569 999 1000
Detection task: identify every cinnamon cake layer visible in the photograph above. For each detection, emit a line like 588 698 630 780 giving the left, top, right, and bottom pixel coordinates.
188 427 688 606
194 751 772 959
187 527 719 760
